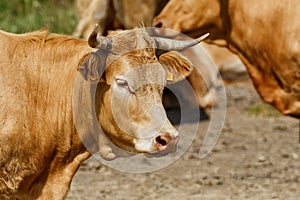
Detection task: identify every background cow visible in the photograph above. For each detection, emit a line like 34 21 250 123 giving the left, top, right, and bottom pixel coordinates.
0 27 206 199
73 0 168 38
153 0 300 117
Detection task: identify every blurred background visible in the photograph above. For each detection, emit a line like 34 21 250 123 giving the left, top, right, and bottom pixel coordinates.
0 0 76 34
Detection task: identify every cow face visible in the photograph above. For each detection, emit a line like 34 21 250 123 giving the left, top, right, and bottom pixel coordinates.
101 52 193 155
79 28 207 156
153 0 222 38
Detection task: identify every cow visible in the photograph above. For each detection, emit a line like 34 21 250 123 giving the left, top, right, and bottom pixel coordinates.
0 26 208 199
153 0 300 117
73 0 168 38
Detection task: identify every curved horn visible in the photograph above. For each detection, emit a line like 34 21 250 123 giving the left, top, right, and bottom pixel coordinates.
153 33 209 50
88 24 112 49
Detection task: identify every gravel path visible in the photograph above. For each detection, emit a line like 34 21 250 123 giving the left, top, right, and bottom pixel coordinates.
67 81 300 200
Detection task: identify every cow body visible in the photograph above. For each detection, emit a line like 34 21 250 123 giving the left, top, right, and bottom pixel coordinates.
154 0 300 117
0 30 91 199
0 27 201 199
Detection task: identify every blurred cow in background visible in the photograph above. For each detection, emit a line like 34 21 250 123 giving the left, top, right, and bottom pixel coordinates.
73 0 168 38
153 0 300 117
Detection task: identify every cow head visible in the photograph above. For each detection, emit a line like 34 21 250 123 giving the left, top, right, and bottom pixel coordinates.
78 25 208 157
153 0 224 38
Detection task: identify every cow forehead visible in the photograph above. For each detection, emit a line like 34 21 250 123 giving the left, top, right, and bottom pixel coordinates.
109 28 157 54
124 63 166 88
105 29 167 86
106 49 163 84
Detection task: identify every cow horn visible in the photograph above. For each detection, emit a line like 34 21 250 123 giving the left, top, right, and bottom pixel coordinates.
153 33 209 50
88 24 112 50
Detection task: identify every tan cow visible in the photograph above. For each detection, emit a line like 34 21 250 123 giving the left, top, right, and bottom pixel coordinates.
0 27 207 199
73 0 168 38
154 0 300 117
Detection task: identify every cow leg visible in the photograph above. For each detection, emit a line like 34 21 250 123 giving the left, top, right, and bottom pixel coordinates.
29 151 91 200
98 133 117 160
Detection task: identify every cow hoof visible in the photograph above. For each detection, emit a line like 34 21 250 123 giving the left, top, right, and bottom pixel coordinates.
99 146 117 160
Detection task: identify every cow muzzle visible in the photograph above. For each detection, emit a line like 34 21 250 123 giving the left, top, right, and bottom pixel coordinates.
134 130 179 157
151 133 179 156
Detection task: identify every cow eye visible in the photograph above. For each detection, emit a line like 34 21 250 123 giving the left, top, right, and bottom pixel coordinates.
116 78 131 92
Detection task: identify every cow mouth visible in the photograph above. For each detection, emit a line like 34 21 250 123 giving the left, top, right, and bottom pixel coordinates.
145 147 177 157
145 136 179 157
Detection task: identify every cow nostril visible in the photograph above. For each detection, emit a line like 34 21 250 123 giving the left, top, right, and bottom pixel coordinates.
155 135 168 146
154 21 163 28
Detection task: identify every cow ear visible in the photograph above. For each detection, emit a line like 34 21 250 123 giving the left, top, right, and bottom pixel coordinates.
78 51 107 83
158 51 193 83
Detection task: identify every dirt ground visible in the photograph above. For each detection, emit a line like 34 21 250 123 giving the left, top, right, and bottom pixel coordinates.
67 80 300 200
